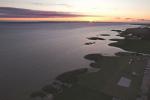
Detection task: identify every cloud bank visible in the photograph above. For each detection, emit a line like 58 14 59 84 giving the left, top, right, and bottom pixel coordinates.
0 7 100 18
115 17 150 23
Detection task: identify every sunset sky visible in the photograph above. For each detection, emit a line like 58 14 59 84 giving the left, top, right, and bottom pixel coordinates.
0 0 150 22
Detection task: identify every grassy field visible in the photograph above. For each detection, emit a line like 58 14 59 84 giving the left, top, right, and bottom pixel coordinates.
110 27 150 54
55 84 112 100
109 39 150 54
53 53 147 100
78 53 146 100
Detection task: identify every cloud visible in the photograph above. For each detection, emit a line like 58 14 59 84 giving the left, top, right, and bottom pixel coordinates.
135 18 150 22
125 18 133 20
114 17 150 22
114 17 121 19
126 18 150 22
54 3 72 8
0 7 102 18
31 2 72 8
0 7 86 18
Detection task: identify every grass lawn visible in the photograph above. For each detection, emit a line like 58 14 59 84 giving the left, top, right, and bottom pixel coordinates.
55 84 112 100
109 39 150 54
78 53 146 100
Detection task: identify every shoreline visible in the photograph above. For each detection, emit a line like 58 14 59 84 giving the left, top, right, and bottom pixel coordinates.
110 26 150 100
30 25 150 100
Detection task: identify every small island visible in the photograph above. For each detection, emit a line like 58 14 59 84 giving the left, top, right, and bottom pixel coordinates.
87 37 105 40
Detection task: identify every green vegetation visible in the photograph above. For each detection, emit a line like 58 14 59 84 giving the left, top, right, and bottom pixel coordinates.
52 53 147 100
42 85 59 94
54 27 150 100
148 88 150 100
101 34 110 36
87 37 105 40
30 91 46 99
111 30 122 33
56 68 88 84
109 38 150 54
85 42 95 45
55 84 112 100
30 27 150 100
121 27 150 40
79 53 146 100
110 27 150 54
30 68 88 99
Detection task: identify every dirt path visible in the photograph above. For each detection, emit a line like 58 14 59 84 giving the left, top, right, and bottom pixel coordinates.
137 59 150 100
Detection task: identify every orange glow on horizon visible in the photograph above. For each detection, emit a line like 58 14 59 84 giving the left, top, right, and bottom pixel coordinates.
0 16 149 22
0 17 105 22
0 17 134 22
0 0 150 23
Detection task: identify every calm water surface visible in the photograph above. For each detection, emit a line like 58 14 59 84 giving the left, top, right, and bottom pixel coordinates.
0 22 139 100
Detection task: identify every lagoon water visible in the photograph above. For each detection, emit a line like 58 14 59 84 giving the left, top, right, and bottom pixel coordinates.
0 22 139 100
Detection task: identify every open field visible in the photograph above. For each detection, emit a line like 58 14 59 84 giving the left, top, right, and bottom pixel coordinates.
53 52 147 100
110 39 150 54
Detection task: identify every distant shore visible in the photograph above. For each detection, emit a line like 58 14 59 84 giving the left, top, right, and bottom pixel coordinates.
110 27 150 54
